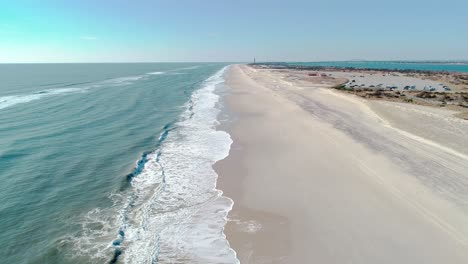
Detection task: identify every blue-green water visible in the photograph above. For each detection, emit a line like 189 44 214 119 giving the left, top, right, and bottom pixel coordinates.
0 63 238 263
285 61 468 72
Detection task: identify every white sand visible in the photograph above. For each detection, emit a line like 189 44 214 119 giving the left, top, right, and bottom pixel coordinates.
216 65 468 263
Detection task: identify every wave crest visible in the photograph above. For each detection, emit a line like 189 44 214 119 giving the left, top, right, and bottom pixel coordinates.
62 66 238 264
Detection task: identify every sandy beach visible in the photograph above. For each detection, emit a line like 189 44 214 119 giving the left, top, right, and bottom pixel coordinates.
215 65 468 263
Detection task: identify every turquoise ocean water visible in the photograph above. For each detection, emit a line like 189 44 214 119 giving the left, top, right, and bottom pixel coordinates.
0 63 238 264
285 61 468 72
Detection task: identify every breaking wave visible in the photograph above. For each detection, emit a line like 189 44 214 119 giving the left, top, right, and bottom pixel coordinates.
0 75 148 110
63 66 238 264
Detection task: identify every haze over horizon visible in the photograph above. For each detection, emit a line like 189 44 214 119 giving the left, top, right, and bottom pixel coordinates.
1 0 467 63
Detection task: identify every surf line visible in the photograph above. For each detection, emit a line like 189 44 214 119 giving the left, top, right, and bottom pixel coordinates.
110 121 175 263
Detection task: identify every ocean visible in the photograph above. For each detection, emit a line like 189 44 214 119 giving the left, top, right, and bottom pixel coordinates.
284 61 468 72
0 63 238 263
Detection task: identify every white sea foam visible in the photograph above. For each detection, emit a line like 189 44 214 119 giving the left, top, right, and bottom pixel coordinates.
121 66 237 263
147 71 165 75
148 66 199 75
179 65 201 70
0 94 44 110
0 75 146 111
0 88 86 110
64 66 238 264
100 75 147 86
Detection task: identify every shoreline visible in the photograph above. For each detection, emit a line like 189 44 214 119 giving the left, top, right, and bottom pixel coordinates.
216 64 468 263
214 66 295 262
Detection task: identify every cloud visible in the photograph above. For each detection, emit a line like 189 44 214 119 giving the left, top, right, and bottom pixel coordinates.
80 36 97 40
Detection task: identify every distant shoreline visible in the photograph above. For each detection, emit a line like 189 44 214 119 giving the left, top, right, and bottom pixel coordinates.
251 62 468 74
256 60 468 65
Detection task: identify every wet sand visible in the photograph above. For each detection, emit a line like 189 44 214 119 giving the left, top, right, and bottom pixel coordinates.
215 65 468 263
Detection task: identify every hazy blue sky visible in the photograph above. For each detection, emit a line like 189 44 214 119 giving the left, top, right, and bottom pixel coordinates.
1 0 467 62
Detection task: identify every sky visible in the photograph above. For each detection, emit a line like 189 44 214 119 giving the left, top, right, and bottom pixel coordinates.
1 0 468 63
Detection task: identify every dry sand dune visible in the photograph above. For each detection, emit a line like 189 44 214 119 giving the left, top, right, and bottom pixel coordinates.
216 65 468 263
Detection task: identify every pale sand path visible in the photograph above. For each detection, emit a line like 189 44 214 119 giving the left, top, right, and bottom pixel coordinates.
215 65 468 263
